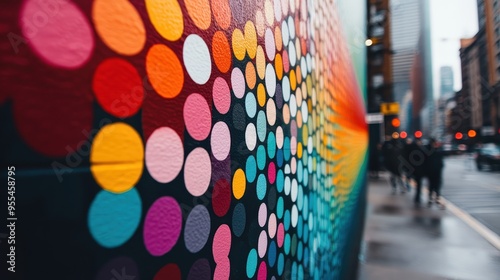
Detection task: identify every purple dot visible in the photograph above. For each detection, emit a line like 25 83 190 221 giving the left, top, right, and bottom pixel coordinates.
144 197 182 256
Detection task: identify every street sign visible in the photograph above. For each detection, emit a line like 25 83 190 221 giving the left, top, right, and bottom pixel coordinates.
365 113 384 124
380 102 399 115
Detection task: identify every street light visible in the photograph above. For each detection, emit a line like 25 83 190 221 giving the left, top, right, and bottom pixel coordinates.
468 130 476 138
365 39 374 47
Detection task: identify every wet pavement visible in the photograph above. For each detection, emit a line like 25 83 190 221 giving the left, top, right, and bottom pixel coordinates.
358 172 500 280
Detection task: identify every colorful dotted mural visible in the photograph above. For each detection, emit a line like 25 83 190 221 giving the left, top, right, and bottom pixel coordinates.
1 0 367 279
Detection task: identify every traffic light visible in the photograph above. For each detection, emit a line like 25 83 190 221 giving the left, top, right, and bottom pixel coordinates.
455 132 463 140
414 131 422 138
391 118 400 128
468 130 476 138
400 131 407 139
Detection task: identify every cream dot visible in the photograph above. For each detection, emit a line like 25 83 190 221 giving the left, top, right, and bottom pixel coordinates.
265 64 276 97
246 123 257 151
183 34 211 84
276 126 284 149
266 99 276 126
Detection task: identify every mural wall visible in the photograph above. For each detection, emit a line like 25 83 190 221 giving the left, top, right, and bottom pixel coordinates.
0 0 367 279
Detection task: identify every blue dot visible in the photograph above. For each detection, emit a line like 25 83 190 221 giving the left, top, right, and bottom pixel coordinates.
257 111 267 142
268 240 277 267
246 249 258 278
297 185 304 210
304 247 309 266
278 151 285 169
245 92 257 118
232 203 246 237
297 216 303 239
246 156 257 183
257 174 267 200
277 197 284 219
88 188 141 248
297 161 303 183
303 221 309 241
267 132 276 159
257 145 266 170
297 241 303 261
298 264 304 280
277 168 285 189
292 261 297 280
284 137 291 161
284 233 291 255
284 210 291 230
278 253 285 276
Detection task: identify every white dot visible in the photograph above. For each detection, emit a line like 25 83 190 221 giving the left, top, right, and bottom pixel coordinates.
274 0 282 21
231 67 245 98
245 123 257 151
300 57 307 79
266 98 276 126
307 137 313 154
291 178 298 202
291 204 298 227
284 176 291 195
288 16 295 39
289 94 297 117
301 101 308 123
288 41 296 67
281 21 289 47
265 64 276 97
183 34 211 85
265 28 276 60
282 76 290 101
276 126 284 149
306 54 313 73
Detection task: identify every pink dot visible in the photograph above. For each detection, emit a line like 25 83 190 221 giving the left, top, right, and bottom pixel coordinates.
21 0 94 68
146 127 184 183
257 261 267 280
231 68 245 98
211 122 231 161
213 224 231 262
213 77 231 114
258 230 267 258
144 197 182 256
184 148 212 196
268 162 276 184
213 260 230 280
258 203 267 227
268 213 277 239
282 50 290 73
184 93 212 141
277 223 284 247
265 28 276 60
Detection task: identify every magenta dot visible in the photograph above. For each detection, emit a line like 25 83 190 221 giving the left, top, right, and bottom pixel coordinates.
21 0 94 69
184 93 211 141
277 223 284 248
213 224 231 262
257 261 267 280
144 197 182 256
213 77 231 114
231 68 245 99
268 162 276 184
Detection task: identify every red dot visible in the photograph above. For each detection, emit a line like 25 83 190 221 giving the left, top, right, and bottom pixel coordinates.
92 58 144 118
268 162 276 184
154 263 181 280
212 179 231 217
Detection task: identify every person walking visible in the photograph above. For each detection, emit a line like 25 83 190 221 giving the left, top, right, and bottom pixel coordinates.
426 139 445 209
382 138 406 194
406 139 427 206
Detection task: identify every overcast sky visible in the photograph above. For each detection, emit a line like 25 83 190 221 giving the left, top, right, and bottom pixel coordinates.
430 0 479 99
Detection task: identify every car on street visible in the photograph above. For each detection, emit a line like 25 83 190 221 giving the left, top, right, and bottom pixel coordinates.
475 144 500 171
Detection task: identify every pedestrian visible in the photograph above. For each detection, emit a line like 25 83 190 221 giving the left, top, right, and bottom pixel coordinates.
406 138 427 206
382 137 406 194
426 139 445 209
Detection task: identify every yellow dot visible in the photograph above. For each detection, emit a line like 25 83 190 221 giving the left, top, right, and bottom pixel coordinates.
232 29 246 61
297 142 303 159
256 46 266 79
232 169 246 199
302 124 308 141
257 83 266 107
91 123 144 193
275 53 283 80
244 21 257 59
289 70 297 90
146 0 184 41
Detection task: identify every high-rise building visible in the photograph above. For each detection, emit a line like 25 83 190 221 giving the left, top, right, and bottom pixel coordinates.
440 66 455 98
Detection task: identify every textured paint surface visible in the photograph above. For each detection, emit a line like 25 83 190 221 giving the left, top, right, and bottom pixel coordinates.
1 0 367 278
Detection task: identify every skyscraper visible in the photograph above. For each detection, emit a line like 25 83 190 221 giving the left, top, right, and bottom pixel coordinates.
440 66 455 98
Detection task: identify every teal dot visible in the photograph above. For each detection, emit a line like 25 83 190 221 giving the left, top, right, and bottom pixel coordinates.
303 195 308 219
245 92 257 118
88 188 142 248
276 169 284 192
256 174 267 200
297 161 303 183
284 210 291 230
257 111 267 142
297 185 303 210
297 215 303 239
267 132 276 159
284 233 291 255
292 261 297 280
291 234 297 256
303 168 309 185
278 253 285 276
277 148 284 167
246 156 257 183
246 249 258 278
257 145 266 170
297 241 303 261
284 137 291 161
298 264 304 280
303 225 309 244
302 151 308 165
277 197 284 219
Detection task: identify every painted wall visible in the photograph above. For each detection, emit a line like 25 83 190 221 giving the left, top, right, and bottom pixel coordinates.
0 0 367 279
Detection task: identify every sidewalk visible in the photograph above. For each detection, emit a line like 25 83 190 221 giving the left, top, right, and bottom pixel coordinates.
358 172 500 280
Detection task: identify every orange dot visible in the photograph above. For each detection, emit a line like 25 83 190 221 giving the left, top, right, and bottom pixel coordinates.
92 0 146 56
275 53 283 80
212 0 231 30
146 44 184 99
256 46 266 79
296 66 302 84
257 83 266 107
245 62 256 90
289 70 297 90
212 31 232 73
244 21 257 59
146 0 184 41
296 110 303 128
232 29 246 61
274 26 283 51
283 104 290 124
185 0 211 30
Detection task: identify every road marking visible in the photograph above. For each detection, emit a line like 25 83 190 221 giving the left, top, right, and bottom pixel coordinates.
441 196 500 251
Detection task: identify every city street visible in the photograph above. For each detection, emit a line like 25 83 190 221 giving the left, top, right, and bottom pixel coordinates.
442 154 500 236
